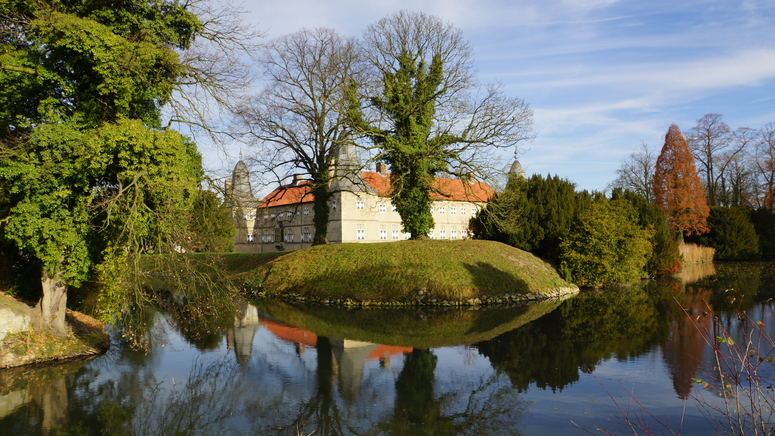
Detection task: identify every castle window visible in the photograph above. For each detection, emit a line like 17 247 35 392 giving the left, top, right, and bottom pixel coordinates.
356 199 364 210
428 229 434 239
332 200 337 210
357 224 365 240
303 207 309 216
460 206 466 214
461 229 467 239
404 232 411 240
392 226 400 240
451 227 457 239
247 234 254 243
285 228 294 242
379 203 386 212
439 205 445 214
274 227 282 242
450 206 456 214
472 206 478 215
287 208 293 217
278 211 284 219
271 213 276 219
429 206 434 213
439 226 446 239
263 214 269 221
302 227 311 242
380 225 387 240
392 204 397 212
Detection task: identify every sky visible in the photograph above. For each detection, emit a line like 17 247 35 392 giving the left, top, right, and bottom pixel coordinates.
202 0 775 193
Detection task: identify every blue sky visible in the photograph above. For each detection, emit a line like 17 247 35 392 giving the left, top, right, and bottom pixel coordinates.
206 0 775 192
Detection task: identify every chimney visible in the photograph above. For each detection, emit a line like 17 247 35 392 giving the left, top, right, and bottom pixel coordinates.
376 162 387 176
292 174 303 186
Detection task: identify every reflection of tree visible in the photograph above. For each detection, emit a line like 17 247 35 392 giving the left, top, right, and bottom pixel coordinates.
390 350 450 433
477 284 666 392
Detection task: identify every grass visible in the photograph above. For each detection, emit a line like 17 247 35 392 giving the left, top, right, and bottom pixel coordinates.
680 242 716 264
229 239 577 304
259 297 568 349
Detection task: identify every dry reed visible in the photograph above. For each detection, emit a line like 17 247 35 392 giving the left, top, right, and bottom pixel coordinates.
679 243 715 265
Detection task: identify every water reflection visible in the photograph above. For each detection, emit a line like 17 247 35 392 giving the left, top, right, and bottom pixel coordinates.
3 263 775 435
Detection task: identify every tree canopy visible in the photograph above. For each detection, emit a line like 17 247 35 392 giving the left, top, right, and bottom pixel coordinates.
653 124 710 237
347 11 533 238
0 0 209 334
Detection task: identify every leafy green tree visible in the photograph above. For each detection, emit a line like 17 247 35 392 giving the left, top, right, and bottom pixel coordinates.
188 189 235 252
691 207 760 260
559 198 653 287
0 1 205 334
611 189 681 276
348 11 533 238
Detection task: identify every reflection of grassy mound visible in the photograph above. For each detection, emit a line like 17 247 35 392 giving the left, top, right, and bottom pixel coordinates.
238 240 576 304
259 297 569 349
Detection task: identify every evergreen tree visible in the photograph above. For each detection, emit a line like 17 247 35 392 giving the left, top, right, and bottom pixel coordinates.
691 207 760 260
653 124 710 236
749 208 775 260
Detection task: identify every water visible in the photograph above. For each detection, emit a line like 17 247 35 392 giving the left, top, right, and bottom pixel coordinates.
2 262 774 435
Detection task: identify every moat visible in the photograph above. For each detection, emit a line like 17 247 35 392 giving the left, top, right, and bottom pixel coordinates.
2 262 774 435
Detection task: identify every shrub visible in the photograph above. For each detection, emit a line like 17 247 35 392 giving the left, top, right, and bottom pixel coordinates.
611 189 681 276
558 198 653 287
691 207 759 260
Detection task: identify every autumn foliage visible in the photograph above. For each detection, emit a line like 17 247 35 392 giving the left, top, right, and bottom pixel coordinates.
653 124 710 236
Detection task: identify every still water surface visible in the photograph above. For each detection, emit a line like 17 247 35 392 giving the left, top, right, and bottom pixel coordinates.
2 262 774 435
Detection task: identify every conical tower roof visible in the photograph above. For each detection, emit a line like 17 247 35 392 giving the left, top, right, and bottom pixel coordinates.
230 159 258 207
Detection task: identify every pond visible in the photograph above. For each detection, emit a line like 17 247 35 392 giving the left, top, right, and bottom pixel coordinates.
2 262 775 435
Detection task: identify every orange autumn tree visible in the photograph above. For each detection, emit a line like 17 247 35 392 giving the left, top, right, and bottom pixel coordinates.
653 124 710 236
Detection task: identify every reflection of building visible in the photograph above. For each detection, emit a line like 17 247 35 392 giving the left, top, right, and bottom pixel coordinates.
227 301 261 365
229 143 503 252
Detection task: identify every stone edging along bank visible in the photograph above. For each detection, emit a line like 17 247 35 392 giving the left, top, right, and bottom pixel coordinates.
243 285 580 307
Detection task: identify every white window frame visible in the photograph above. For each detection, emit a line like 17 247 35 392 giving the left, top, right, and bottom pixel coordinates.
379 225 387 240
356 224 365 240
460 206 466 214
303 207 309 216
356 199 364 210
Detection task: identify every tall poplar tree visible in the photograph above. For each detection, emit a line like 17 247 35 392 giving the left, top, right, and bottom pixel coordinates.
653 124 710 236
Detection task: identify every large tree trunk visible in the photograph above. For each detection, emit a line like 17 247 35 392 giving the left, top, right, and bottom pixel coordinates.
37 270 68 336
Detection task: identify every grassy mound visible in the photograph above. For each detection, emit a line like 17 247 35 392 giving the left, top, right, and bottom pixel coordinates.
236 240 577 304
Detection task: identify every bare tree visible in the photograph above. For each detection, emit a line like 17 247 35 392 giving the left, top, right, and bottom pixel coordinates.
348 10 534 238
607 141 656 202
755 122 775 209
236 28 367 244
687 114 750 206
166 0 263 143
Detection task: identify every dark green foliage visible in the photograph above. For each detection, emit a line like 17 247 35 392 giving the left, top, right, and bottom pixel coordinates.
749 208 775 260
474 174 578 263
189 190 235 253
347 51 445 238
612 189 681 276
691 207 760 260
559 198 653 287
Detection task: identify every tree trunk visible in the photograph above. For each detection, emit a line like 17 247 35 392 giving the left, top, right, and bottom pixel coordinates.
37 270 68 336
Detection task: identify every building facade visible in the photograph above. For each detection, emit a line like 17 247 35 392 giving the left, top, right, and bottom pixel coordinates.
229 146 500 253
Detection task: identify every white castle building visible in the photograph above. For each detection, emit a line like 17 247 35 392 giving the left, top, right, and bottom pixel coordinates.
227 145 521 253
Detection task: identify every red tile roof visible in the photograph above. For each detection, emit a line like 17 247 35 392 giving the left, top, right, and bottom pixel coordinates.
260 172 493 207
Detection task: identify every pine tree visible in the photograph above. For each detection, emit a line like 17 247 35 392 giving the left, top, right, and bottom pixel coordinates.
653 124 710 236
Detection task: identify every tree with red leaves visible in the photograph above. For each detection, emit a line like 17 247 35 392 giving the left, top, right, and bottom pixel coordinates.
653 124 710 236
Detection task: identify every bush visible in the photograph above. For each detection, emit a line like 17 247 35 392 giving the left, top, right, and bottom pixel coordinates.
559 198 653 287
691 207 759 260
611 189 681 276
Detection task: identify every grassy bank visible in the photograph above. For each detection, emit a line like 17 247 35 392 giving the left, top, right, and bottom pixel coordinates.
230 240 577 304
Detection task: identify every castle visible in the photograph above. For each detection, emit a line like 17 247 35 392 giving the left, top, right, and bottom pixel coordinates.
226 145 522 253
